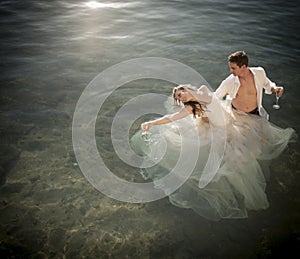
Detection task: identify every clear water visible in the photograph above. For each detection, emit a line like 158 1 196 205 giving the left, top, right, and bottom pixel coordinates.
0 0 299 258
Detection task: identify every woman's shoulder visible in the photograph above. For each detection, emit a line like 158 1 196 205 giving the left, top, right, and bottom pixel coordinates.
199 85 210 92
198 85 213 96
195 85 213 105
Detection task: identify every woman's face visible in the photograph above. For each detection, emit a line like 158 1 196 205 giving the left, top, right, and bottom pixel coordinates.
174 87 194 103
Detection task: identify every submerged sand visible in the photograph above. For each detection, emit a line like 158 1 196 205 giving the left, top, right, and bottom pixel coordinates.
0 83 299 258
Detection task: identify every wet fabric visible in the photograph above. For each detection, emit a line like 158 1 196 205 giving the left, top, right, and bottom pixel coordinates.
130 94 296 220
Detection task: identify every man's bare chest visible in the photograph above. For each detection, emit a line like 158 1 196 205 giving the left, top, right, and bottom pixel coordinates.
236 79 257 97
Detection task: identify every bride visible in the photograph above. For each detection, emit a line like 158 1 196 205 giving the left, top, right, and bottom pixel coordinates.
130 84 296 220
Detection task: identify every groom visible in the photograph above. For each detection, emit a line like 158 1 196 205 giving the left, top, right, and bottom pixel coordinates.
215 50 284 119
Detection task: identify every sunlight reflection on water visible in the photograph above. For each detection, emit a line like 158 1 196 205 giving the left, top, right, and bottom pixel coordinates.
84 1 136 9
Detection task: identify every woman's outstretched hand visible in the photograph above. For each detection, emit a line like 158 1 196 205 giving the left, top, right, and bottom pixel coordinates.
141 122 152 131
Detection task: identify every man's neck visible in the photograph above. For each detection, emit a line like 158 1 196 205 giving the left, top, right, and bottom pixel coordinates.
238 67 251 80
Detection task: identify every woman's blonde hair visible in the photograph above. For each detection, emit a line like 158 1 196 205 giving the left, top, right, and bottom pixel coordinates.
172 84 205 117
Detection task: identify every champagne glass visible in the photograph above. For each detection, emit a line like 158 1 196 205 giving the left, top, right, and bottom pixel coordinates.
141 124 151 144
141 130 151 143
273 91 280 110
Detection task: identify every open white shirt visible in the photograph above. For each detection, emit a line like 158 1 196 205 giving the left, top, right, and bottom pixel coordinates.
215 67 276 120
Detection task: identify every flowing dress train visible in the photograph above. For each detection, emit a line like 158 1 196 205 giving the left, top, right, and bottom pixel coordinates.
130 93 296 220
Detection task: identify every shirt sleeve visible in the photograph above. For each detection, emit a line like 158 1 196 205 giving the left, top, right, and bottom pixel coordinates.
215 76 231 99
258 67 276 94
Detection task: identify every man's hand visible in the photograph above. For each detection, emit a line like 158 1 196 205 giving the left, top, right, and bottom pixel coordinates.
273 86 284 97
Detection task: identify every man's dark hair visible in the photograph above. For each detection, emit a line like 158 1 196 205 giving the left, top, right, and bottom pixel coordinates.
228 50 248 67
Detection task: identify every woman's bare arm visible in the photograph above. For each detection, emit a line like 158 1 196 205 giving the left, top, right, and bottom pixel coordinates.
141 106 193 131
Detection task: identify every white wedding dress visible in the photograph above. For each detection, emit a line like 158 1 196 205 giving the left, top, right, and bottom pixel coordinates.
130 93 296 220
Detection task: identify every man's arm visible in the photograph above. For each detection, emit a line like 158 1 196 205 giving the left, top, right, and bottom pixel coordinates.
215 75 233 100
259 67 284 97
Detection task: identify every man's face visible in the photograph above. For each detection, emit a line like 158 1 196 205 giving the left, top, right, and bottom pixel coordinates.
228 62 245 77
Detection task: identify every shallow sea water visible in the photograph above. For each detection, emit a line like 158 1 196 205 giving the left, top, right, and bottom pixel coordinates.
0 0 299 258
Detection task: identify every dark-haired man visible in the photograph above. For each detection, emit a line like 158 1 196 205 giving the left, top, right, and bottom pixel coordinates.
215 50 283 119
